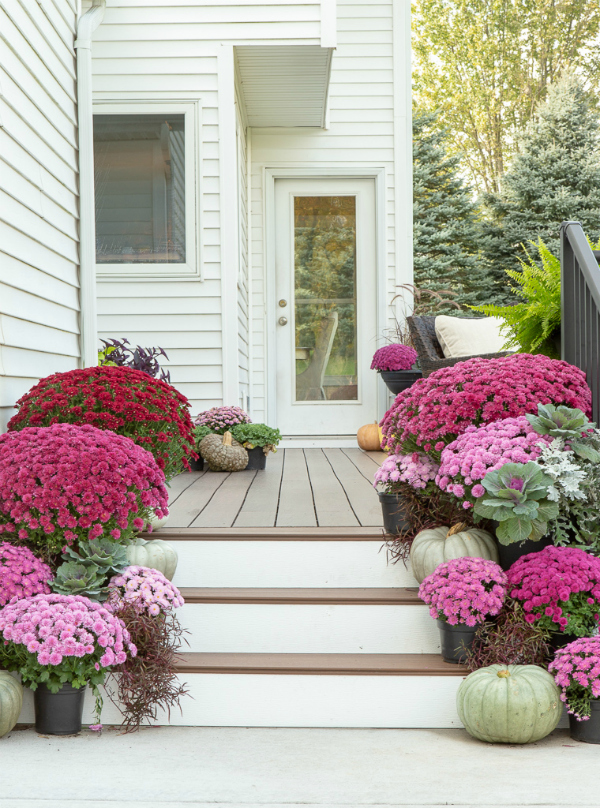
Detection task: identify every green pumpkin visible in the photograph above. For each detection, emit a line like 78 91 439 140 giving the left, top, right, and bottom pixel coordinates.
410 523 498 584
126 538 178 581
457 664 562 744
0 671 23 738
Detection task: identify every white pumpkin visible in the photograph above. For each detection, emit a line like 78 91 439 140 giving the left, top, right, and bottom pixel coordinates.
410 523 498 584
126 538 178 581
0 671 23 738
145 511 169 531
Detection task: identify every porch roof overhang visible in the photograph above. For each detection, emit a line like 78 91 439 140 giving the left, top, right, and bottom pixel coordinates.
235 46 334 128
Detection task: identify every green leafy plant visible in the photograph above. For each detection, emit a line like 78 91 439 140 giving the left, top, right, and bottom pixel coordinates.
193 424 213 446
527 403 600 463
52 562 107 600
230 423 282 453
473 462 559 545
52 538 130 601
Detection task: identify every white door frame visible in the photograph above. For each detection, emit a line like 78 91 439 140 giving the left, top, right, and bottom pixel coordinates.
263 166 388 431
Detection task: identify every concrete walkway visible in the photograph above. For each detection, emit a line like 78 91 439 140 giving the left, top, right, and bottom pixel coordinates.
0 726 596 807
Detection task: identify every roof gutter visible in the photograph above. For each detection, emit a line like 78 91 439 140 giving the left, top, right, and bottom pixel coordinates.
75 0 106 368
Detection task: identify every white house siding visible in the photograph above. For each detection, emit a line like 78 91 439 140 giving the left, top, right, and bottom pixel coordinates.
249 0 410 424
235 84 250 410
91 2 323 417
0 0 80 432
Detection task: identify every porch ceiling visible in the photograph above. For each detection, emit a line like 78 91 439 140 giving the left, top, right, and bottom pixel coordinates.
235 46 333 128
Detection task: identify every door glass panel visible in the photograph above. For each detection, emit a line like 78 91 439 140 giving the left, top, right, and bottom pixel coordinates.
294 196 358 402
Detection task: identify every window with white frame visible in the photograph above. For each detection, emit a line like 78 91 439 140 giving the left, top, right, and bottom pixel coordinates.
93 102 201 278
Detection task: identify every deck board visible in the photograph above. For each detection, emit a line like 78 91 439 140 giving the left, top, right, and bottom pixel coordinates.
323 449 382 527
305 449 359 527
275 450 317 527
190 470 258 528
342 448 382 484
234 449 284 528
167 471 231 528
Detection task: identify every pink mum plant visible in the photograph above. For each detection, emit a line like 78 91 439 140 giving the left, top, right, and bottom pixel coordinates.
0 424 169 557
549 637 600 720
0 543 52 606
373 452 439 494
436 416 552 506
108 566 185 617
194 406 251 434
419 556 507 626
380 354 591 457
508 546 600 635
371 344 417 372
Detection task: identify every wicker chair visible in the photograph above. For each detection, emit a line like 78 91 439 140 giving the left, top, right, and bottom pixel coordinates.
407 315 511 377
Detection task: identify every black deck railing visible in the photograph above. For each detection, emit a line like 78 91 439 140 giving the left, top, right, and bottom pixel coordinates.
560 221 600 424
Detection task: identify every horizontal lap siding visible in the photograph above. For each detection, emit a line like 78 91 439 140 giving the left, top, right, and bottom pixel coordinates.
236 94 250 410
249 0 398 423
0 0 79 432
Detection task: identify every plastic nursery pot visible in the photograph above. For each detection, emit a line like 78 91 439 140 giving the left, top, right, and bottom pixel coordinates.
380 369 423 396
245 446 267 471
378 492 411 535
497 534 553 571
190 456 205 471
549 631 580 654
569 699 600 744
437 620 477 664
34 682 86 736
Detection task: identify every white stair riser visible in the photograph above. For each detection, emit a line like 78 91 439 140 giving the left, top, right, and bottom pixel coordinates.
178 603 440 654
169 540 419 588
16 675 570 729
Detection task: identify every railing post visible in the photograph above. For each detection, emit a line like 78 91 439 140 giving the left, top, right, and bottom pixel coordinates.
560 221 579 365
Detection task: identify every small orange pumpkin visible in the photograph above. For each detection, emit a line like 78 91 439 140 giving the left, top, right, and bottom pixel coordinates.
357 422 381 451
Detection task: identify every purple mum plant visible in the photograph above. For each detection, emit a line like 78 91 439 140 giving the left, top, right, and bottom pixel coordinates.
371 344 417 372
194 406 251 434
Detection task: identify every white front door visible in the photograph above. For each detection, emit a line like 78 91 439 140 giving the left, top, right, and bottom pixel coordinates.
274 178 378 436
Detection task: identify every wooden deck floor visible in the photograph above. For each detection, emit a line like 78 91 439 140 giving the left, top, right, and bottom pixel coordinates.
166 449 385 529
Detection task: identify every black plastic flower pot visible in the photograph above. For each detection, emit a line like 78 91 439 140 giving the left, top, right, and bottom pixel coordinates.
380 370 423 396
190 456 204 471
549 631 580 654
245 447 268 471
378 492 410 534
497 534 554 571
34 682 85 736
569 700 600 744
437 620 477 664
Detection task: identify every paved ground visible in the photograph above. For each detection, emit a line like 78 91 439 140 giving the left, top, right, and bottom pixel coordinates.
0 726 596 806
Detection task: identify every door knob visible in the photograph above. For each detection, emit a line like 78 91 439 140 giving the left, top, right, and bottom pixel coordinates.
278 316 288 326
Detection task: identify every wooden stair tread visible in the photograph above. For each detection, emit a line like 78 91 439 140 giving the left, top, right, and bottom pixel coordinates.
143 526 385 541
175 652 467 676
179 587 422 605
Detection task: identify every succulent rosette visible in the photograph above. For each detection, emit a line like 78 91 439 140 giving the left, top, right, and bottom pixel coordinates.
0 593 137 723
380 354 591 457
373 452 439 494
436 416 552 506
549 637 600 720
371 344 417 372
0 424 169 556
107 566 185 617
419 557 508 626
508 546 600 635
7 366 196 480
194 406 251 434
0 543 53 606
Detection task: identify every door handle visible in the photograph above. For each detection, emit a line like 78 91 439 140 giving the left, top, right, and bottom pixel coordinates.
278 317 288 326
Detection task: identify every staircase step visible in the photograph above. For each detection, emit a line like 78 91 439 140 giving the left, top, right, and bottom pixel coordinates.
147 526 385 540
179 587 421 604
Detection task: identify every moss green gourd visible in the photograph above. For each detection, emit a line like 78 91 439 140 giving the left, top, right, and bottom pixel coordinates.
457 664 562 744
410 523 498 584
0 671 23 738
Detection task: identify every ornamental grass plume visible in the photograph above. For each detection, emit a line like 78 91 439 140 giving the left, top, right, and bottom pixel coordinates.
370 344 417 372
373 452 439 493
436 416 551 506
508 546 600 635
194 406 251 434
0 543 52 606
0 424 169 558
549 637 600 720
380 354 591 457
419 556 507 626
7 366 196 481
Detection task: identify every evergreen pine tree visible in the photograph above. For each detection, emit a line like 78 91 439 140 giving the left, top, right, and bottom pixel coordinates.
481 73 600 299
413 110 488 312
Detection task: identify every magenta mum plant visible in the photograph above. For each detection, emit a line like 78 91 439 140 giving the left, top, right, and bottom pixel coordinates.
0 424 169 556
0 543 52 606
108 566 185 617
373 452 439 494
371 344 417 372
194 406 251 434
380 354 591 457
508 546 600 635
549 637 600 720
436 416 552 506
0 593 137 724
419 557 507 626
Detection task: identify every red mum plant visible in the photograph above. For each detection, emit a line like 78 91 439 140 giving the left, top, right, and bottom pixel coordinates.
0 424 169 558
8 366 196 480
380 354 591 457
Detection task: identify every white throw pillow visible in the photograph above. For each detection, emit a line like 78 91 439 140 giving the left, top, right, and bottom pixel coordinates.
434 315 508 359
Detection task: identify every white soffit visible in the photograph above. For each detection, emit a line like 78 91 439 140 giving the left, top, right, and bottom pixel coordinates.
235 46 333 128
